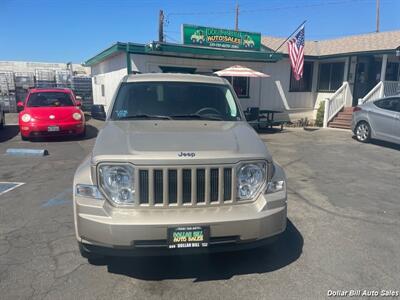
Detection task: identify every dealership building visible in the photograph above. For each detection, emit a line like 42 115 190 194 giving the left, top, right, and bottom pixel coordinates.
85 26 400 127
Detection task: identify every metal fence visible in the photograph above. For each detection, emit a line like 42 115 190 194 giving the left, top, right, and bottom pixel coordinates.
0 71 15 94
0 94 16 113
0 70 93 112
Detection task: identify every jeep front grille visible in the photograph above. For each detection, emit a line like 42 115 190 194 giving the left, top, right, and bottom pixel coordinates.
136 166 236 207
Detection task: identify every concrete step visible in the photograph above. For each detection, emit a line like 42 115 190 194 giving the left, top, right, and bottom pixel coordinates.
337 111 353 116
330 118 351 125
329 121 352 129
335 115 353 121
329 124 352 129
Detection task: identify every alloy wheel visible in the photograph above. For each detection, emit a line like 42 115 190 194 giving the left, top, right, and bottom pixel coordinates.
356 123 369 142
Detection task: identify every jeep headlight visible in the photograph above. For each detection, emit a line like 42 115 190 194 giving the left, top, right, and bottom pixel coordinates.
237 162 266 200
99 164 135 205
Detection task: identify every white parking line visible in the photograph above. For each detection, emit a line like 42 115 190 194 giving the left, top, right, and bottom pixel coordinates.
0 182 25 196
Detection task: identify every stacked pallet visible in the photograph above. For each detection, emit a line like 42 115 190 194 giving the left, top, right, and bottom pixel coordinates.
35 69 56 88
0 72 16 112
55 70 72 88
72 76 93 111
15 72 35 103
0 94 17 113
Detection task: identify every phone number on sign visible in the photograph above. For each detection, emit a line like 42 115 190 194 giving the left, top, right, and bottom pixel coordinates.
327 290 399 297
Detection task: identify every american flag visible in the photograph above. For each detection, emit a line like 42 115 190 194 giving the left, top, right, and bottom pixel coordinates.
288 26 305 81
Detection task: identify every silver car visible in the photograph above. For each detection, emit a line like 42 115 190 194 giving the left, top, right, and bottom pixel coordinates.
352 96 400 144
74 73 287 261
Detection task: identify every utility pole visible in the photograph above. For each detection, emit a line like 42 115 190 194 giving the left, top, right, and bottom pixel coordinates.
235 3 239 31
159 10 164 42
376 0 380 32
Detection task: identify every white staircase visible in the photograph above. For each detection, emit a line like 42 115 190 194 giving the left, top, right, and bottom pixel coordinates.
323 82 351 128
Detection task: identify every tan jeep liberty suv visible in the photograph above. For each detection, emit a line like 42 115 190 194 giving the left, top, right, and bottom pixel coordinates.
73 73 287 260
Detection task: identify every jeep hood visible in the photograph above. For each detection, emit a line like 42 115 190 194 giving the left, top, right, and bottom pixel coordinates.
91 121 272 165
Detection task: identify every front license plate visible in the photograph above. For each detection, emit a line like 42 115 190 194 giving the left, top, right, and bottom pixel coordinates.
47 126 60 132
167 226 210 249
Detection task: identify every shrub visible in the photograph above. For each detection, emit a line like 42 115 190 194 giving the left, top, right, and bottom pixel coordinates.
315 101 325 127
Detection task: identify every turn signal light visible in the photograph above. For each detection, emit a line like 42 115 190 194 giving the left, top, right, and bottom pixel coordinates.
353 107 362 112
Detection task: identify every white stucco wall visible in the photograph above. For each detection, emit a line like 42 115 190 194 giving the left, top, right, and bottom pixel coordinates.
91 52 127 111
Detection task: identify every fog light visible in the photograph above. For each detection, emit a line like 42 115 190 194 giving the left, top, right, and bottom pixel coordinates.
21 126 30 130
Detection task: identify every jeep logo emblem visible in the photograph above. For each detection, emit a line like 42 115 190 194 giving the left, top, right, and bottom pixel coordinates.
178 152 195 158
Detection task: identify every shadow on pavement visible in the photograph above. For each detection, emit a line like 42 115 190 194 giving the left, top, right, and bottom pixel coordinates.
0 125 20 143
351 136 400 151
255 127 288 134
101 219 303 282
370 139 400 151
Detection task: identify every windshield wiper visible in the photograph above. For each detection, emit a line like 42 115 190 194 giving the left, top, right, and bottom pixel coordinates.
170 114 223 121
117 114 172 120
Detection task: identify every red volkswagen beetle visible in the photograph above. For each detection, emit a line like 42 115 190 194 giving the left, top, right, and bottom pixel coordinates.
18 88 85 140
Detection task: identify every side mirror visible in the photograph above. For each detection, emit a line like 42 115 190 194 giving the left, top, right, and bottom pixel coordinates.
91 104 106 121
75 100 82 107
17 101 24 112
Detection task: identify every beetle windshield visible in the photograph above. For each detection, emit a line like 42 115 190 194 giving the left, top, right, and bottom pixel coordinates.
27 92 74 107
111 82 241 121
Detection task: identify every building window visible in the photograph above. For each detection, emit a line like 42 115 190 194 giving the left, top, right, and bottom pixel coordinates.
289 62 313 92
317 62 345 92
224 76 249 98
159 66 196 73
101 84 105 97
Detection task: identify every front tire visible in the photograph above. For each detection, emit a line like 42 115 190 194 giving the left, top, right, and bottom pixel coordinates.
355 121 371 143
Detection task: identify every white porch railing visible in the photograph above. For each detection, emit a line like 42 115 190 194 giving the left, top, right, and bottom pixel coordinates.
358 81 400 105
383 80 400 97
323 81 351 128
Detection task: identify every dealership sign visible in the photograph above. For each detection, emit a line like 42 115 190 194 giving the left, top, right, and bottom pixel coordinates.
182 24 261 51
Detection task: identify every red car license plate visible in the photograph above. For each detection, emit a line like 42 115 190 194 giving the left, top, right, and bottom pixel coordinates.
48 126 60 132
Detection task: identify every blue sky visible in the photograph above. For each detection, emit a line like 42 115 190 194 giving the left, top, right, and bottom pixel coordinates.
1 0 399 63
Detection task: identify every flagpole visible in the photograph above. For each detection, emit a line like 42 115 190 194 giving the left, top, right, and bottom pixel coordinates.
269 20 306 57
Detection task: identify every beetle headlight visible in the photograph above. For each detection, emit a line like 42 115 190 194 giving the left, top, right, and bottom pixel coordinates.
72 112 82 120
21 113 31 122
99 164 135 205
237 162 266 200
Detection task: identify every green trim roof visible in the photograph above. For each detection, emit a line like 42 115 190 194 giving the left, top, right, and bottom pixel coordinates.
85 41 282 66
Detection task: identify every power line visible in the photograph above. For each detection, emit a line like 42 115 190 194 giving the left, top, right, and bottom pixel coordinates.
164 34 180 43
166 0 375 18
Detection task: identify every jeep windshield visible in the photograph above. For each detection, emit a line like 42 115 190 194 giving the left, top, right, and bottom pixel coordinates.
110 82 241 121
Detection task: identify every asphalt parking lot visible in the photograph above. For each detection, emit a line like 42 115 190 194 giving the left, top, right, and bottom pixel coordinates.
0 115 399 300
